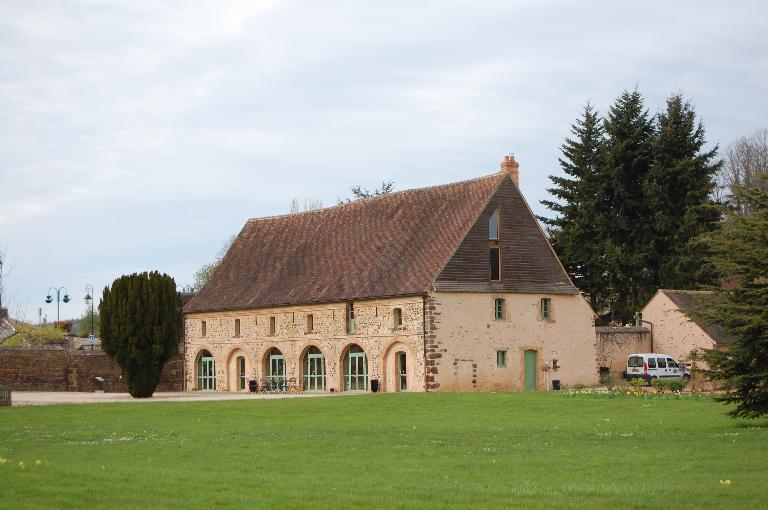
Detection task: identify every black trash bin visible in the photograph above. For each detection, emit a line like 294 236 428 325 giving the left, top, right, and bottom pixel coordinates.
248 379 258 393
552 380 561 391
370 379 379 393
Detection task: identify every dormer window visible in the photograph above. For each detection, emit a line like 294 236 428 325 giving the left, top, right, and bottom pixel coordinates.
489 210 499 240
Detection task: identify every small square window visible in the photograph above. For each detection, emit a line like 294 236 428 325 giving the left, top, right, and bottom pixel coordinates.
393 308 403 328
306 314 314 334
540 298 552 321
496 350 507 368
201 320 206 338
234 319 240 337
269 316 276 336
494 298 505 320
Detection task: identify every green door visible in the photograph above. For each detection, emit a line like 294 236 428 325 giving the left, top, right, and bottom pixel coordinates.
524 350 537 391
396 351 407 391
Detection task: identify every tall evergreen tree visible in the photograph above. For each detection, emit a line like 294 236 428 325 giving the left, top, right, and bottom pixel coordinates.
601 89 656 322
541 103 608 311
695 176 768 418
100 271 183 398
646 93 722 289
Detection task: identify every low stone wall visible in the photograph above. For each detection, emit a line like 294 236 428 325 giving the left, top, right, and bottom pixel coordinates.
595 327 652 376
0 346 183 392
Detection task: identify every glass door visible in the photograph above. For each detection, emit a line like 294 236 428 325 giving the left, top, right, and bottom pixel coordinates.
237 356 246 391
198 354 216 390
268 353 286 391
305 353 326 391
396 351 407 391
345 348 368 391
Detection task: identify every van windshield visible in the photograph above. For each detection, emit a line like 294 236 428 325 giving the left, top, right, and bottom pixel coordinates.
628 356 643 368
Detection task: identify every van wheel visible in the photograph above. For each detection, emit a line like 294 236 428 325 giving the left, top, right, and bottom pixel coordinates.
649 377 656 387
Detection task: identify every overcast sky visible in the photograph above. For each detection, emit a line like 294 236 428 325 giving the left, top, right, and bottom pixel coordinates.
1 0 766 323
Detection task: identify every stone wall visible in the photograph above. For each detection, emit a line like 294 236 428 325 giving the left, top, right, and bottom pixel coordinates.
185 296 426 393
595 327 652 376
0 347 183 392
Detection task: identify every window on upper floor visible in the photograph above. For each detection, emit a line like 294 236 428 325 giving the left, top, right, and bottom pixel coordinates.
540 298 552 321
234 319 241 337
269 316 276 336
494 298 505 320
490 247 501 281
347 302 356 334
393 308 403 329
306 314 314 334
489 209 499 240
201 320 207 337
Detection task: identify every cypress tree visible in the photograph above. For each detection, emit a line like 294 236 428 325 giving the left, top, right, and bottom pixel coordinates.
645 93 722 289
542 103 608 312
100 271 182 398
601 89 656 322
695 176 768 418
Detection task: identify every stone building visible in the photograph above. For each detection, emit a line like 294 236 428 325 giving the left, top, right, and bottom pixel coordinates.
182 157 599 392
640 289 732 362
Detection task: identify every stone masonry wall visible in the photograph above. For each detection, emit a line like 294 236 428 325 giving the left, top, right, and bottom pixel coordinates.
595 327 652 375
0 347 183 392
185 296 426 393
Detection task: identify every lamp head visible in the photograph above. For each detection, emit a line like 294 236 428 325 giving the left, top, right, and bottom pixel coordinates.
84 293 92 306
62 294 70 303
45 295 53 304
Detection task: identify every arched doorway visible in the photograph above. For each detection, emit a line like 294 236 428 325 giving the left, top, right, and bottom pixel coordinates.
343 344 368 392
197 350 216 390
302 346 326 391
227 349 249 392
383 343 413 392
265 347 286 391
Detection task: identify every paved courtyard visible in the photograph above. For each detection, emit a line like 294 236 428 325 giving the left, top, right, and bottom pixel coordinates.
8 391 341 406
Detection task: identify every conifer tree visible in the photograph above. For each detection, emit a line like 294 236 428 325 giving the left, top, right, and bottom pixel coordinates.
100 271 183 398
695 176 768 418
645 93 721 289
600 89 656 321
542 103 608 311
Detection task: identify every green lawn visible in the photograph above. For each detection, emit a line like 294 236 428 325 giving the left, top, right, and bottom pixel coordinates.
1 392 766 509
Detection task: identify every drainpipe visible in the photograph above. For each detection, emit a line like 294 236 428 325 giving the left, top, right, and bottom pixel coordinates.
635 312 654 353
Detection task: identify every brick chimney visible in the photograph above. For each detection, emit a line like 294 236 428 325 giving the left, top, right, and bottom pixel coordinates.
500 154 519 186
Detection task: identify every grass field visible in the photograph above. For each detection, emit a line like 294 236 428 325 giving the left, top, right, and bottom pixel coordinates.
1 392 767 509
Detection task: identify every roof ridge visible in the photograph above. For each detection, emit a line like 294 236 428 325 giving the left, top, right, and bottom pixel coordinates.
247 172 504 223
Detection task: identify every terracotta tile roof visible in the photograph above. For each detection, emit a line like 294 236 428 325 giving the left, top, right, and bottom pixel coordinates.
184 173 505 313
661 290 733 345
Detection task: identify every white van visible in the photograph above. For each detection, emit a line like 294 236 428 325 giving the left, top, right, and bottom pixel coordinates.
626 353 686 384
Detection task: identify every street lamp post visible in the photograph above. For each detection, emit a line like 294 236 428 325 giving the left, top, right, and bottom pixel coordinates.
45 287 70 323
84 284 94 336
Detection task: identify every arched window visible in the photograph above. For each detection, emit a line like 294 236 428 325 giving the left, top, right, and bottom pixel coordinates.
267 347 286 390
303 346 326 391
344 344 368 391
197 350 216 390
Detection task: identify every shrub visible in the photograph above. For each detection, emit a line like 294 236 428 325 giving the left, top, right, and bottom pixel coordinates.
100 271 182 398
630 378 647 388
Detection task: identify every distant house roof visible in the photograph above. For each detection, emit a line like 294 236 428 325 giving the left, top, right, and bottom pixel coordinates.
184 171 576 314
660 290 733 345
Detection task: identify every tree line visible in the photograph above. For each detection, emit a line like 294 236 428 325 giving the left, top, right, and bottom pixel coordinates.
542 89 723 323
